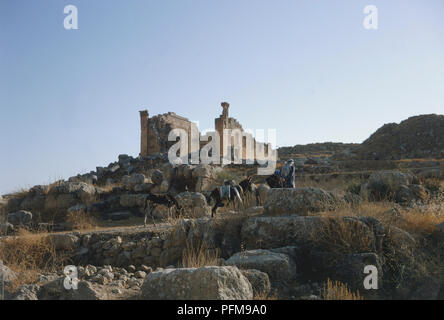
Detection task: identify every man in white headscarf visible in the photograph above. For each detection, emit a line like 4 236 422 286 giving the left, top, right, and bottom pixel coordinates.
280 159 295 188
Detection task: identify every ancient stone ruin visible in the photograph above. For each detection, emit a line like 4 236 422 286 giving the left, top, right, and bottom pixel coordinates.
139 102 269 162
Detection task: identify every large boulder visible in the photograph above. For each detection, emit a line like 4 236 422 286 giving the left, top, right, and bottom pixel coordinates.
368 171 417 187
394 184 429 203
122 173 147 190
182 218 245 259
119 194 147 208
7 197 24 212
257 184 270 205
7 210 33 226
441 161 444 178
264 188 343 216
44 194 78 211
140 266 253 300
151 170 164 186
192 165 222 192
360 170 426 203
38 277 107 300
195 177 219 193
0 261 17 287
0 222 14 235
240 216 325 250
330 253 383 299
240 269 271 297
175 192 211 218
240 215 383 254
48 233 80 251
226 249 296 283
9 284 40 300
45 182 96 211
19 195 46 212
0 195 6 206
191 164 213 179
48 181 96 198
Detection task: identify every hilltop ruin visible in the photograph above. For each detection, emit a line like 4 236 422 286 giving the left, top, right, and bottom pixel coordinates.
139 102 270 162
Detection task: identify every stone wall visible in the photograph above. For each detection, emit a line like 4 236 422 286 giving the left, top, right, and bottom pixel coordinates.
140 111 196 157
67 217 246 269
141 102 271 162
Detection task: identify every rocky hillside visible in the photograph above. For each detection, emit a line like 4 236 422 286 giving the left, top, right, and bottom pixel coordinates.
278 142 359 157
356 114 444 160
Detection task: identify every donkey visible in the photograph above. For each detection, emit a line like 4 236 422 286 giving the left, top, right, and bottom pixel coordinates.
266 170 285 188
239 177 260 206
207 182 243 218
142 193 182 226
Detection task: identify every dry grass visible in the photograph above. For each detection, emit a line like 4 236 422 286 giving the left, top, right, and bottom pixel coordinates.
253 289 279 300
165 211 186 226
181 240 220 268
0 229 69 292
0 203 6 223
8 188 30 199
398 158 443 163
44 182 60 195
316 200 444 236
311 217 375 255
396 210 444 235
66 209 98 231
321 278 363 300
316 201 393 220
97 182 121 193
297 176 363 193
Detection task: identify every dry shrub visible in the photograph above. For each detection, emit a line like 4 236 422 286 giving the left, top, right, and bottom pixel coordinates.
181 240 220 268
66 209 97 231
97 183 120 194
396 210 444 235
253 289 278 300
422 178 442 193
317 201 392 220
164 207 186 226
312 217 375 255
7 188 30 203
297 176 363 193
321 278 363 300
0 229 69 292
43 178 65 195
0 203 6 223
317 200 444 236
216 170 243 185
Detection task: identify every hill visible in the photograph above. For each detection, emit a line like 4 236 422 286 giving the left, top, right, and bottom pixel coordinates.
355 114 444 160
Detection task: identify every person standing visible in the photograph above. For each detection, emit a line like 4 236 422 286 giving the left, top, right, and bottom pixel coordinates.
280 159 295 188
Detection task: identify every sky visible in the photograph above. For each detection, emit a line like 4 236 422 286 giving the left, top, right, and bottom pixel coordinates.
0 0 443 194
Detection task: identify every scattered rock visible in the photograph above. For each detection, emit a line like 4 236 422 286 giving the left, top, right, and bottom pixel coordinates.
10 284 40 300
264 188 343 216
48 233 80 251
151 170 164 185
140 266 253 300
135 271 147 279
119 194 147 208
108 211 132 221
0 261 17 286
226 249 296 283
0 222 14 235
7 210 33 226
38 277 107 300
175 192 211 218
257 184 270 205
240 269 271 297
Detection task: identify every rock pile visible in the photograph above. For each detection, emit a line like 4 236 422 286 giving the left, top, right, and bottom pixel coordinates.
360 170 429 203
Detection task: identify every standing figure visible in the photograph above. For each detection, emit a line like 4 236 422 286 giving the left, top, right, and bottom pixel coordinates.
280 159 295 188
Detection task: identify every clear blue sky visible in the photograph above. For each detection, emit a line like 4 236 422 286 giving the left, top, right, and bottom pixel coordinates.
1 0 443 194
